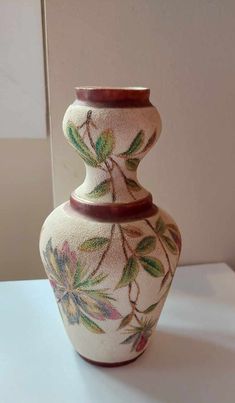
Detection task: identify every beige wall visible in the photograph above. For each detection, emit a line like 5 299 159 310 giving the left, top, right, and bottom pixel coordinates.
0 139 52 280
45 0 235 268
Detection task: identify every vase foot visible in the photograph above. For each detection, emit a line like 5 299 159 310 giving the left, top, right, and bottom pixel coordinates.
78 350 145 367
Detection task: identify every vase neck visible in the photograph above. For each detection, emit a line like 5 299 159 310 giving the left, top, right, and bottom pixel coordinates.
63 88 162 207
72 157 149 204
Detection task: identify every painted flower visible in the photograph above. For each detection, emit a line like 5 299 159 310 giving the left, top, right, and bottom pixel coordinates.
43 239 121 334
121 318 156 352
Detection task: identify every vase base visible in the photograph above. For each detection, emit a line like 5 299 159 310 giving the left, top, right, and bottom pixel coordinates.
78 350 145 367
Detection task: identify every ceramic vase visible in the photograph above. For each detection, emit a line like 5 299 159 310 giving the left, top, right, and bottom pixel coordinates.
39 87 181 366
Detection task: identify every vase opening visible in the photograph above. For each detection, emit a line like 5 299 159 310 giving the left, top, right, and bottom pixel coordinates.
75 86 151 107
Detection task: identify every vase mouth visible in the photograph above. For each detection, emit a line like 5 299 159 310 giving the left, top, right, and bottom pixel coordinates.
75 86 151 107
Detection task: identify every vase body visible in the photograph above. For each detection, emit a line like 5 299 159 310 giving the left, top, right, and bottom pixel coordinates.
39 87 181 366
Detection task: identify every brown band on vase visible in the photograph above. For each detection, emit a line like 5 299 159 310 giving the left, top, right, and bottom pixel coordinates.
78 350 145 367
75 87 152 108
70 193 158 222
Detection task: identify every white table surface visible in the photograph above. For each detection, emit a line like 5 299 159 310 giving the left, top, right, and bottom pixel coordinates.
1 263 235 403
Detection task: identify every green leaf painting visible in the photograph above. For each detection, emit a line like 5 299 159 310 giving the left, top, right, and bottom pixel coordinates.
66 112 159 202
167 223 179 235
142 302 159 314
135 236 156 256
87 179 111 198
118 313 133 330
141 130 157 153
125 158 140 171
120 333 139 345
155 215 181 257
73 260 87 288
96 130 115 162
43 238 121 334
66 122 98 167
142 284 171 315
119 130 145 156
167 223 182 252
79 237 109 252
44 217 180 346
122 225 144 238
125 178 142 191
116 257 139 289
155 217 166 235
76 273 108 289
161 235 178 254
80 314 105 334
139 256 164 277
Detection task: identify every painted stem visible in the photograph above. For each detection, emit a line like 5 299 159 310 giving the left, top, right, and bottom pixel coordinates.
90 224 115 277
158 236 173 276
134 313 142 325
144 219 173 276
118 224 141 325
118 224 129 261
104 161 116 201
78 112 106 172
134 279 140 303
85 112 116 201
135 283 172 314
80 111 116 200
110 157 137 200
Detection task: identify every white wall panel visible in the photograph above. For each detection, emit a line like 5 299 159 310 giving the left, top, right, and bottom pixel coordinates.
45 0 235 268
0 0 47 138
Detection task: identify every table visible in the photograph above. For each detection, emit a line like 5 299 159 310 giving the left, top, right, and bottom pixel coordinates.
1 263 235 403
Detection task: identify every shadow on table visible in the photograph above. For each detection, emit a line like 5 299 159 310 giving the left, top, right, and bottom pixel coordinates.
76 328 235 403
171 264 233 298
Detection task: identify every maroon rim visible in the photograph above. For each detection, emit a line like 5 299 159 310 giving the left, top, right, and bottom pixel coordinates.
78 350 145 367
75 87 152 108
70 193 158 222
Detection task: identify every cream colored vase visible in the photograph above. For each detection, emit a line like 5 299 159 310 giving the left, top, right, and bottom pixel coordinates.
39 87 181 366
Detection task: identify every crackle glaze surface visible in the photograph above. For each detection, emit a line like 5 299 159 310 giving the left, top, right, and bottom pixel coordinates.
62 104 161 203
40 204 181 363
39 90 181 364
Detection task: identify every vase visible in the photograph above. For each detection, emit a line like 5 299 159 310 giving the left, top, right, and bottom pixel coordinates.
39 87 181 366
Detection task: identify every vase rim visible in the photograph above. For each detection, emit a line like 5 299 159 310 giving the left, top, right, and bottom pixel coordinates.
75 86 151 107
